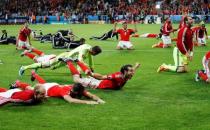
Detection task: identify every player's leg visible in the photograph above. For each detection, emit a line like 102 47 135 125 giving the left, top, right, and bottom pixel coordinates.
31 71 46 84
19 63 42 76
75 60 91 74
162 35 172 48
152 41 164 48
157 47 179 72
15 80 31 89
125 41 134 50
116 41 124 50
21 50 37 60
31 48 44 56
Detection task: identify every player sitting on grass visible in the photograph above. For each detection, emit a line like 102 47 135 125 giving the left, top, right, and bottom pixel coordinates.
59 58 140 90
19 44 102 76
0 82 46 106
90 29 118 40
113 22 137 50
195 51 210 83
29 71 105 104
157 16 194 73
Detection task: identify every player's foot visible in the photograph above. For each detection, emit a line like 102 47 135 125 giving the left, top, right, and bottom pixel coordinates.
152 44 158 48
195 71 200 82
31 70 36 81
19 66 25 76
157 64 167 73
20 50 28 57
0 60 3 64
9 80 19 89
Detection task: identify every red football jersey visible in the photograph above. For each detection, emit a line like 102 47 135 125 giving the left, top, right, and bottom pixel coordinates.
47 85 88 98
117 29 134 41
162 21 173 36
98 72 128 90
177 26 193 55
11 90 34 101
18 27 31 41
205 51 210 60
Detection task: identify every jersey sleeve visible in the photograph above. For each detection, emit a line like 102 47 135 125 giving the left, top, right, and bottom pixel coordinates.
107 72 121 80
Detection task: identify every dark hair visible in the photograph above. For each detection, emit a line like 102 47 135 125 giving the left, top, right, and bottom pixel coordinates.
70 83 85 99
92 46 102 55
184 16 188 23
80 38 86 44
120 64 132 74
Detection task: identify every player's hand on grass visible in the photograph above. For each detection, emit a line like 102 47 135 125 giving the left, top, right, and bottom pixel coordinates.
86 101 99 105
97 99 105 104
186 53 192 61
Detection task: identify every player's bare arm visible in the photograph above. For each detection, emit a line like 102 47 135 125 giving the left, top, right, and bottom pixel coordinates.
63 95 99 105
85 92 105 104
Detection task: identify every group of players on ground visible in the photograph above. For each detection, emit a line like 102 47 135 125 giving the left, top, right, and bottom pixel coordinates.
0 21 140 106
0 14 210 106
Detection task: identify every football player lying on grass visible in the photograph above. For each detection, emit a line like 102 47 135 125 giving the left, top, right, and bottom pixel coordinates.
0 83 46 106
59 58 140 90
19 44 102 76
29 71 105 105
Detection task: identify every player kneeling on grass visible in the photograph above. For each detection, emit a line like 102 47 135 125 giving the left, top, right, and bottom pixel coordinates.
29 71 105 104
0 83 46 106
152 17 177 48
59 58 140 90
16 21 32 50
157 16 194 73
195 22 208 46
113 22 137 50
195 51 210 83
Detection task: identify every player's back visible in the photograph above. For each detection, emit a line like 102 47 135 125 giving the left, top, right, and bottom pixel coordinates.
66 44 92 58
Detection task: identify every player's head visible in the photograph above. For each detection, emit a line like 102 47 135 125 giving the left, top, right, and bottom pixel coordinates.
120 64 134 79
2 30 6 34
184 16 193 27
90 46 102 56
24 21 29 28
70 83 85 99
79 38 86 44
165 17 171 23
122 22 127 29
33 84 46 102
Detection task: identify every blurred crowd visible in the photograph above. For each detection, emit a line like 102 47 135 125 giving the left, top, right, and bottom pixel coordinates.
0 0 209 20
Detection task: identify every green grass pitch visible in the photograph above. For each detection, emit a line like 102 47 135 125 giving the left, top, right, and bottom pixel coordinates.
0 24 210 130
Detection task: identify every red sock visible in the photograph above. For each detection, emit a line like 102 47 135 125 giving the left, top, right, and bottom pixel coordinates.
16 81 30 89
199 71 208 81
32 73 46 84
157 42 164 48
0 88 7 92
67 61 80 75
25 52 36 59
76 61 90 74
32 48 44 56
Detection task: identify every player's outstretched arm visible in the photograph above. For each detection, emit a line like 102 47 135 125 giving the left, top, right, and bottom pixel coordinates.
113 22 117 32
133 62 140 73
90 72 108 80
63 95 99 105
85 92 105 104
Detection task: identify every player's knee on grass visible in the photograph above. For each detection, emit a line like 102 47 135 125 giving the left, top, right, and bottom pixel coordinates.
176 66 187 73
